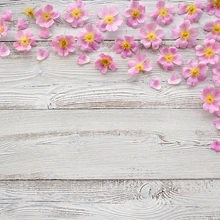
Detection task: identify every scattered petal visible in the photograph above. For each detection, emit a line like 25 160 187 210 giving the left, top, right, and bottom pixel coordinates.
168 73 181 85
0 43 10 57
39 28 51 39
150 77 161 90
17 18 29 30
211 141 220 152
37 48 50 61
77 53 90 65
2 10 13 21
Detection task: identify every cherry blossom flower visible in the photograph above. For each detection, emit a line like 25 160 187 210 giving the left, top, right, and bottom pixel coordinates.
182 59 208 86
172 20 198 49
157 46 182 71
77 53 90 65
214 118 220 129
177 0 204 23
150 0 175 26
201 85 220 113
51 35 75 56
113 35 138 59
13 29 37 51
0 43 10 57
95 53 117 74
63 0 89 28
128 53 152 76
124 0 147 29
96 6 123 32
35 4 60 28
211 141 220 152
77 24 104 52
213 63 220 86
1 10 13 22
203 19 220 41
139 22 164 50
206 0 220 17
150 77 161 90
168 73 182 85
0 19 8 38
195 39 220 65
16 18 29 30
24 7 35 18
39 28 51 39
37 48 50 61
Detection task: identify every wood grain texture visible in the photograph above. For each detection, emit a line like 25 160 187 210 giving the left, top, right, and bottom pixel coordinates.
0 109 218 180
1 180 220 220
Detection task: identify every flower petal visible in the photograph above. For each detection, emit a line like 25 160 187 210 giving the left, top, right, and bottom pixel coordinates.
150 77 161 90
0 43 10 57
37 48 50 61
168 73 181 85
77 53 90 65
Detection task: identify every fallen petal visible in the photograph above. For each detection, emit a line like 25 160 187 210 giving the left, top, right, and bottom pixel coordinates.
77 53 90 65
39 28 51 39
2 10 13 21
17 18 29 30
214 118 220 130
150 77 161 90
0 43 10 57
211 141 220 152
37 48 50 61
168 73 181 85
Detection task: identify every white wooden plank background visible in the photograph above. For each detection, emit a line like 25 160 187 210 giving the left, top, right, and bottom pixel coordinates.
0 0 220 219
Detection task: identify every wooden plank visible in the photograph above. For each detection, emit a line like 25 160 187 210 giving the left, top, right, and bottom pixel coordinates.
0 41 212 110
0 109 218 180
0 0 209 42
0 180 220 219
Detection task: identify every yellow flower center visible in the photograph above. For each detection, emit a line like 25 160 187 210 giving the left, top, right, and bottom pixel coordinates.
181 30 190 40
213 0 220 8
159 8 168 17
212 24 220 34
42 12 51 21
104 15 114 24
147 32 156 41
136 63 144 71
131 9 140 18
121 41 131 50
71 8 81 19
20 36 30 46
165 53 174 62
204 47 214 57
206 94 215 104
24 7 35 18
59 38 69 49
101 57 111 67
84 32 94 43
0 25 3 33
191 67 200 77
187 4 197 14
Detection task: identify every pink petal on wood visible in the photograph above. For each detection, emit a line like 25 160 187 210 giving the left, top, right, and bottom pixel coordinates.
37 48 50 61
77 53 90 65
168 72 182 85
39 28 51 39
211 141 220 152
0 43 10 57
150 77 161 90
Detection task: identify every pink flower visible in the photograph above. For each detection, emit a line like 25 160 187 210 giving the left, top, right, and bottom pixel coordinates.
95 53 117 74
150 0 175 26
1 10 13 22
213 64 220 86
139 22 164 50
77 24 104 52
77 53 90 65
0 43 10 57
128 53 152 76
182 59 208 86
157 47 183 71
172 20 198 49
39 28 51 39
168 73 182 85
150 77 161 90
211 141 220 152
51 35 75 56
96 6 123 32
124 0 147 29
13 29 37 51
195 39 220 65
37 48 50 61
0 19 8 37
177 0 204 23
63 0 89 28
214 118 220 129
201 85 220 113
203 19 220 41
206 0 220 17
113 35 138 59
35 4 60 28
16 18 29 30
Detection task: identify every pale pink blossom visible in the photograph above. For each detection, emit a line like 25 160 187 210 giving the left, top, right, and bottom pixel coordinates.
203 19 220 41
39 28 51 39
211 141 220 152
195 39 220 64
0 19 8 37
1 10 13 22
37 48 50 61
77 24 104 52
16 18 29 30
63 0 89 28
13 29 37 51
95 53 117 74
0 43 10 57
150 0 175 26
124 0 147 29
128 53 152 76
177 0 204 23
96 6 123 32
168 73 182 85
214 118 220 129
51 35 75 56
139 22 164 50
35 4 60 28
157 46 182 71
113 35 138 59
172 20 198 49
150 77 161 90
206 0 220 17
77 53 90 65
201 85 220 113
182 59 208 86
213 64 220 86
